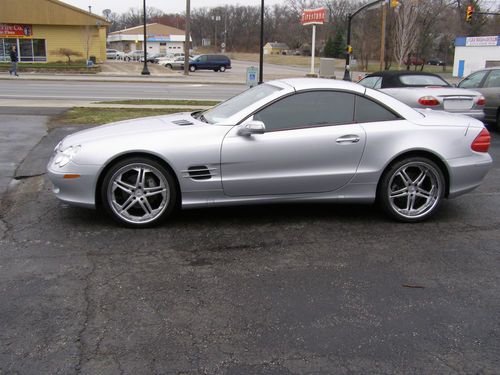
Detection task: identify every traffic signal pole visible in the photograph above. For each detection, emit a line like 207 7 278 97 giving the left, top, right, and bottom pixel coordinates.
343 0 388 81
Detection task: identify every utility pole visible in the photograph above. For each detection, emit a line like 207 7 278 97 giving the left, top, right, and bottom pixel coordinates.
184 0 191 75
259 0 264 83
379 1 386 71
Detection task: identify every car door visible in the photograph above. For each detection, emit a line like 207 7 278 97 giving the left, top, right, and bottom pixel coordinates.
477 69 500 122
220 90 366 196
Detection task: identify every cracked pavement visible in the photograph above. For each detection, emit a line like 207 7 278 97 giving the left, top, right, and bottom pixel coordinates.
0 111 499 374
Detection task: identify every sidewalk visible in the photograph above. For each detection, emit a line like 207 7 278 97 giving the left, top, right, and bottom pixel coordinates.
0 72 247 85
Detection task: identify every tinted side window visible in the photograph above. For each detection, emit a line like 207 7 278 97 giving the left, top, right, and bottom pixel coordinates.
354 96 399 123
199 55 208 62
484 70 500 88
458 70 487 88
254 91 355 131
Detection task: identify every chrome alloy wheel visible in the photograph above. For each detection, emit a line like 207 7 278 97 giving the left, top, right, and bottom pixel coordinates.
107 163 170 224
387 161 442 219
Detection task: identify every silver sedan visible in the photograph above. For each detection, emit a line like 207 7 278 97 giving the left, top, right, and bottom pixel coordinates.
47 78 492 227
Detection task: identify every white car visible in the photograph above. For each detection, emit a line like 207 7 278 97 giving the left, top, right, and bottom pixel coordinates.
106 49 124 60
124 50 147 61
157 54 185 68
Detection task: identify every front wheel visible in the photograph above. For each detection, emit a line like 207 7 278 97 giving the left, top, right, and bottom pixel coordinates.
165 64 172 69
378 157 445 222
219 65 226 72
101 157 178 228
189 65 196 72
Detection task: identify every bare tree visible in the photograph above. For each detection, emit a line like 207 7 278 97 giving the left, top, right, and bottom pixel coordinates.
393 2 419 69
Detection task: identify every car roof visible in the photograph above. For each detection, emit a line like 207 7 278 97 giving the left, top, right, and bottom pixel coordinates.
364 71 449 88
272 78 366 94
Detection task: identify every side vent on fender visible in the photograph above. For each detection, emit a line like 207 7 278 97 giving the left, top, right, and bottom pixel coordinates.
187 166 212 180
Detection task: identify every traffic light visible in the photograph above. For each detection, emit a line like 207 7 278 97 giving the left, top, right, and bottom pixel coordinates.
390 0 399 8
466 5 474 22
346 45 353 54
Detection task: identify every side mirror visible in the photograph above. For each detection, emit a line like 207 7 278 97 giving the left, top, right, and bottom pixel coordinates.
238 120 266 136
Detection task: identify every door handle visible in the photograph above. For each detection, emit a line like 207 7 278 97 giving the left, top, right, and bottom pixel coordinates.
336 135 360 143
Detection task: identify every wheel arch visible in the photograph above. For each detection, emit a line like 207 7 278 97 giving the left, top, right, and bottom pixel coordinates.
376 149 451 199
94 152 182 209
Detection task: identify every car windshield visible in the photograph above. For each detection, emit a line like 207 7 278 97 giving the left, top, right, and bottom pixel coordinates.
196 84 283 124
399 75 449 87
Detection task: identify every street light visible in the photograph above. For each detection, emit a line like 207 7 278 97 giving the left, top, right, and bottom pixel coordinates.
343 0 384 81
141 0 150 75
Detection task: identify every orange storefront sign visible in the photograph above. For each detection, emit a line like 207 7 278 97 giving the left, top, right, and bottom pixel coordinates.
301 8 326 25
0 24 33 39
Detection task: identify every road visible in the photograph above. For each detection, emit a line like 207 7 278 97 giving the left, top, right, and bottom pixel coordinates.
0 108 499 374
0 80 247 102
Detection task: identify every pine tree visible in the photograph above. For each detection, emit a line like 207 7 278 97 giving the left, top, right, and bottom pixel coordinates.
324 37 335 57
332 31 344 58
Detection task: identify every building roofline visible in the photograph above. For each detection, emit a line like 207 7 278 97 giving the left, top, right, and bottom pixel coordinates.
110 23 160 35
49 0 110 25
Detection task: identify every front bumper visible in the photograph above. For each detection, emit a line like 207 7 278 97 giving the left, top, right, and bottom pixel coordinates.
47 159 100 209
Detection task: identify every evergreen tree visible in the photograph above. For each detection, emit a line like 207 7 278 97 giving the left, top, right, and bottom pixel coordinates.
332 31 344 58
324 37 335 57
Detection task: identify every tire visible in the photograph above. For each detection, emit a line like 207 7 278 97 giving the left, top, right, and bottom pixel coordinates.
219 65 226 72
378 157 445 222
101 157 178 228
165 64 172 69
189 65 196 72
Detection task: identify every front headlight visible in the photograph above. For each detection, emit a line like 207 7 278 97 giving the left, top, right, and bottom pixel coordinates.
54 145 81 167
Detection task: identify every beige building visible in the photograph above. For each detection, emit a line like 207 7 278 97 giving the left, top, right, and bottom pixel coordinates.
108 23 190 55
0 0 109 63
263 42 290 55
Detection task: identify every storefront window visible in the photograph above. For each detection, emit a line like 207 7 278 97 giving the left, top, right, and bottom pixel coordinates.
0 38 46 62
20 39 33 62
32 39 46 62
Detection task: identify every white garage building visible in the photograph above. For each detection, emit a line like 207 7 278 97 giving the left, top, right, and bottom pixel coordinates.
453 35 500 78
107 23 191 55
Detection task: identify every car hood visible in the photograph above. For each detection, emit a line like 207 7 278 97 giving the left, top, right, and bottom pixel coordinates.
61 112 211 147
381 87 482 97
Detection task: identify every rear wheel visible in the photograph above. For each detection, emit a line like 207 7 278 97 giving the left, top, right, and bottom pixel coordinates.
220 65 226 72
189 65 196 72
101 157 177 228
378 157 445 222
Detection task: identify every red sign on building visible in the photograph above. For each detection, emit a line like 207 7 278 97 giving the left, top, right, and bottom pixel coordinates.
0 24 33 39
301 8 326 25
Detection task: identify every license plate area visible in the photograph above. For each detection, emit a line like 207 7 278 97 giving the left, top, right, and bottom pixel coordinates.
443 99 473 110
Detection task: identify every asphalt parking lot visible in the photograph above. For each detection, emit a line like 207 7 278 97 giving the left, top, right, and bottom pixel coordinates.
1 116 499 374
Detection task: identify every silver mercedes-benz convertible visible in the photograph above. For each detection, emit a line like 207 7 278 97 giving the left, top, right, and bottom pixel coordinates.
47 78 492 227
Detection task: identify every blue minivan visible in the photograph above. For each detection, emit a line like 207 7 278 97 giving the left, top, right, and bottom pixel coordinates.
189 54 232 72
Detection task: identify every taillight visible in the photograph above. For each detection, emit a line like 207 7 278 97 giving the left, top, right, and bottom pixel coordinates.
418 96 440 106
471 128 490 152
476 96 486 106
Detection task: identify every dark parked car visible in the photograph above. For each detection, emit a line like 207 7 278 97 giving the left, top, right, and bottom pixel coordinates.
427 58 445 66
458 67 500 129
189 54 231 72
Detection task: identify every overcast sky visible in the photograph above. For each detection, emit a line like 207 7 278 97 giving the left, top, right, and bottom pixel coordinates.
63 0 280 15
